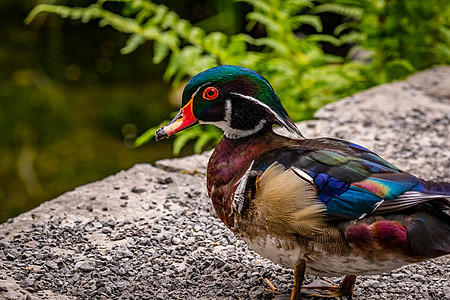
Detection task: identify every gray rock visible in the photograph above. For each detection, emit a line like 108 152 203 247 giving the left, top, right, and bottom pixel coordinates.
101 227 112 234
45 261 58 270
74 261 94 272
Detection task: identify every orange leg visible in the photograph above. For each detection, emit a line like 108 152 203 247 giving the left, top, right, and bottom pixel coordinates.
290 260 306 300
276 263 356 300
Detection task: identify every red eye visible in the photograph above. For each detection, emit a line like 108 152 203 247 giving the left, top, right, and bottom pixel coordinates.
203 87 219 100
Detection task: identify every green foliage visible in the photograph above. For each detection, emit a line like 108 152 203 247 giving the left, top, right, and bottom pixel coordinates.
27 0 450 154
133 121 168 148
323 0 450 81
133 121 221 155
172 125 222 156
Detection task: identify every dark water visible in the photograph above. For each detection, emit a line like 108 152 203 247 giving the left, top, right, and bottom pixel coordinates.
0 1 196 222
0 78 193 223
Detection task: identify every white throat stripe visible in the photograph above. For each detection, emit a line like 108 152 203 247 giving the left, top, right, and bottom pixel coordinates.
229 92 291 131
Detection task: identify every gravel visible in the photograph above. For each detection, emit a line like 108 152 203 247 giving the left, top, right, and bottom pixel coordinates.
0 67 449 299
1 192 295 299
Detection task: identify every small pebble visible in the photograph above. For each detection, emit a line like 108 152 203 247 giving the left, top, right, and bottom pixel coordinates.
171 237 181 245
74 261 94 272
102 227 112 234
131 186 147 194
46 261 58 269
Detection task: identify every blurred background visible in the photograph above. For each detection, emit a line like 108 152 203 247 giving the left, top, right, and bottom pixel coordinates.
1 0 449 222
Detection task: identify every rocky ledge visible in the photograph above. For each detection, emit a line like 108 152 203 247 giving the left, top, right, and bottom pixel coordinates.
1 66 449 300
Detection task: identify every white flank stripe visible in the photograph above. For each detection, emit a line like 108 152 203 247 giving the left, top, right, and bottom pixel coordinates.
232 160 255 214
291 167 314 185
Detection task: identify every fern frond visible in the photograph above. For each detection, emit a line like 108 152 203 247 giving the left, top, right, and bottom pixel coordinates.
193 126 222 153
26 4 103 25
339 32 365 44
153 40 171 63
291 15 323 32
121 34 147 55
237 0 273 14
134 120 170 147
306 34 343 46
312 4 364 19
247 11 283 33
252 37 290 54
283 0 315 14
173 128 198 156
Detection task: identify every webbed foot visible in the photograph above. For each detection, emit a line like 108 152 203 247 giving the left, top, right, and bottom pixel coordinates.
301 275 356 299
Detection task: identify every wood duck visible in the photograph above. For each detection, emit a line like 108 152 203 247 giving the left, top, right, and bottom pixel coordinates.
155 65 450 299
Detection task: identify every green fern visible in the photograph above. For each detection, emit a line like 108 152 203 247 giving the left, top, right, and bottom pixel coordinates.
26 0 449 154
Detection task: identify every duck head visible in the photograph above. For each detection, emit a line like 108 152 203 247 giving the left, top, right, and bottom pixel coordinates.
155 65 303 141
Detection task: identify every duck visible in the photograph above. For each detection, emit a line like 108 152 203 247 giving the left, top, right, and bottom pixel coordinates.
155 65 450 299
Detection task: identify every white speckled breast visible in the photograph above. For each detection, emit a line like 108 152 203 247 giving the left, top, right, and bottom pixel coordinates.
241 234 414 277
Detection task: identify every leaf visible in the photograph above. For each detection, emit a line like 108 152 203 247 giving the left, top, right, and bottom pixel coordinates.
135 7 152 24
283 0 315 14
194 125 222 153
121 34 147 55
151 4 169 24
174 19 190 37
153 40 170 64
333 23 349 36
194 133 213 154
306 34 343 46
227 34 249 55
134 122 168 147
339 32 365 44
204 32 228 52
237 0 273 14
252 37 289 54
25 4 102 25
247 12 282 33
439 26 450 44
291 15 323 32
173 129 197 156
386 59 416 73
163 52 181 82
312 4 364 19
161 11 179 30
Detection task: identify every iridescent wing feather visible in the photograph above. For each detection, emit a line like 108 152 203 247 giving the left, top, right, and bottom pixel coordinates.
250 138 450 220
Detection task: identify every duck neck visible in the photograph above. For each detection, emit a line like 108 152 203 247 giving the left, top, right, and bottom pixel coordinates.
206 128 279 227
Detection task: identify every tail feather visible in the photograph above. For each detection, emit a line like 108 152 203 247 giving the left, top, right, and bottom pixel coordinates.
406 212 450 257
376 179 450 214
415 179 450 196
